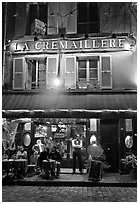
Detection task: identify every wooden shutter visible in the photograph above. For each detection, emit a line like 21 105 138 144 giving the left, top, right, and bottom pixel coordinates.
66 3 77 34
65 56 76 89
101 56 112 89
47 57 58 89
13 58 24 89
47 3 58 35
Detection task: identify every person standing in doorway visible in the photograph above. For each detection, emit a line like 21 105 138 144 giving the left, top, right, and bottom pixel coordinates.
72 134 83 174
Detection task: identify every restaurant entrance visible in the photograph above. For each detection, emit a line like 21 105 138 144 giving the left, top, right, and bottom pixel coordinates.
100 119 119 172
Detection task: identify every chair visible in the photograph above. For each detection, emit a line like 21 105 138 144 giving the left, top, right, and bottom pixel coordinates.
27 154 38 174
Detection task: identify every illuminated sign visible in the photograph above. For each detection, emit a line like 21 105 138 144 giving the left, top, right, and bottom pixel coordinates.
9 37 133 53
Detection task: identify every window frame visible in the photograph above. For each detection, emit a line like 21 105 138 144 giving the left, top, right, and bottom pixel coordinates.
25 57 47 90
77 57 100 84
26 2 47 35
77 2 100 34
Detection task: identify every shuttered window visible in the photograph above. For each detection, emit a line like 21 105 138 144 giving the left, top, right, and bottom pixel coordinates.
65 56 76 89
47 56 58 89
101 56 112 89
13 58 24 89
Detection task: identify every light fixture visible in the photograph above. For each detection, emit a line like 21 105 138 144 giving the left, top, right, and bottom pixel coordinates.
85 33 89 39
34 36 39 41
111 33 116 38
54 76 61 87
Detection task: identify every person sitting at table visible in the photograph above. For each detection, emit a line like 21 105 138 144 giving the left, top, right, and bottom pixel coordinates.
38 146 55 179
50 146 62 178
38 146 50 169
15 146 28 179
16 146 27 159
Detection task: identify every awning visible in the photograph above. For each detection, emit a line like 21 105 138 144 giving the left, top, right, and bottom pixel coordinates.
2 91 137 119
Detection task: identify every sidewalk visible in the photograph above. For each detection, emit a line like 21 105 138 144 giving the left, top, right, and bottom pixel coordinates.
3 168 137 187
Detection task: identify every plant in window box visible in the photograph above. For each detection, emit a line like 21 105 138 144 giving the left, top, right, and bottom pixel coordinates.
121 153 137 178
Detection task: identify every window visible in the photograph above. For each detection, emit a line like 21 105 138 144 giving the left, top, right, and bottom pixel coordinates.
77 57 99 89
26 59 46 90
77 2 100 34
47 2 77 35
26 3 47 35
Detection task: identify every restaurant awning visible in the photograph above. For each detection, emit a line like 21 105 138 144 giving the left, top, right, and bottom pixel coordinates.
2 91 137 119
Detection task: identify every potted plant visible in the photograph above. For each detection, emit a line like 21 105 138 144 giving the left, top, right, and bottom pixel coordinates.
121 153 137 179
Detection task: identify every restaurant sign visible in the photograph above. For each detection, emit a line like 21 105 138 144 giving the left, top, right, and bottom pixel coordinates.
9 37 133 53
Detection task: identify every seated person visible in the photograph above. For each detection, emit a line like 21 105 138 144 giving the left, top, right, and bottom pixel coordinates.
38 147 55 179
15 146 28 178
50 146 62 178
16 146 27 159
38 147 50 169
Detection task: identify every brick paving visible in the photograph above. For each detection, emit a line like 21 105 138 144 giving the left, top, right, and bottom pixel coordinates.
2 185 137 202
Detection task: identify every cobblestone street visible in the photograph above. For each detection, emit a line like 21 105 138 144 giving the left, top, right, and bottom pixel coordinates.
2 185 137 202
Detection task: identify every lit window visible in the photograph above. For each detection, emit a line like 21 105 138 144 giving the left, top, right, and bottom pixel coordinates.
26 59 46 90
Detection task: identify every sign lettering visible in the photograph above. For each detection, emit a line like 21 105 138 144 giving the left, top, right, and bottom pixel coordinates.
9 37 131 53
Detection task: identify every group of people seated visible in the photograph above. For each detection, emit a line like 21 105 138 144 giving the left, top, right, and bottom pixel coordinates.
31 139 62 179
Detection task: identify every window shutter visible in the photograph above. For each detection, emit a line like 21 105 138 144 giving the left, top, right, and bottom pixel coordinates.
101 56 112 89
65 56 76 89
13 58 24 89
66 3 77 34
47 57 58 88
47 3 58 35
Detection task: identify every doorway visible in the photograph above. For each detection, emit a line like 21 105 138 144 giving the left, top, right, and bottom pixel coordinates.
100 119 119 172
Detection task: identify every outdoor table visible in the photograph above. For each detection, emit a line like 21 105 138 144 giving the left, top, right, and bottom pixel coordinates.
13 159 28 173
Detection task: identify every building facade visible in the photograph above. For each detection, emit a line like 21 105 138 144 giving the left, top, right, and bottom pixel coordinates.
2 2 137 172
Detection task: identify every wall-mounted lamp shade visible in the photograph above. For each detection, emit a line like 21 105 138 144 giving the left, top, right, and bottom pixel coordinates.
23 132 31 147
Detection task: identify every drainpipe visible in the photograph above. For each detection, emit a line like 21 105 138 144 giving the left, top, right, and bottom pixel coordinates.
3 2 7 86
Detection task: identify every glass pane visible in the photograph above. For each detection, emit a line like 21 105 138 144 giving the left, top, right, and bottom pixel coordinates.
89 3 99 21
78 3 87 22
78 60 86 68
78 24 88 34
90 69 98 79
89 60 97 68
38 60 46 83
78 70 86 79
